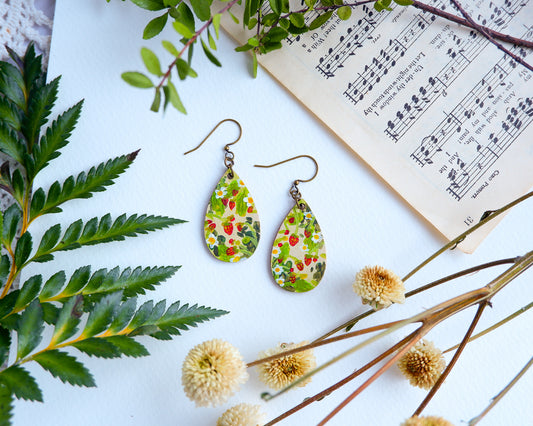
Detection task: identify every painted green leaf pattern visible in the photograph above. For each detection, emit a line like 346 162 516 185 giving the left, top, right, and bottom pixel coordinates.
204 169 260 262
271 199 326 292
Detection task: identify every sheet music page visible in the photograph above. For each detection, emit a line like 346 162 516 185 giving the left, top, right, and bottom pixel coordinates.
219 0 533 252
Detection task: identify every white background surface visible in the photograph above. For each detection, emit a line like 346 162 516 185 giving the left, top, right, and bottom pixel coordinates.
11 1 533 425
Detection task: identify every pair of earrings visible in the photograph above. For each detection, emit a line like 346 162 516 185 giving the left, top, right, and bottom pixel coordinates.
184 119 326 293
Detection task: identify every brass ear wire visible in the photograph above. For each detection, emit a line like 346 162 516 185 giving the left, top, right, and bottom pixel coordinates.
184 118 243 177
254 155 319 206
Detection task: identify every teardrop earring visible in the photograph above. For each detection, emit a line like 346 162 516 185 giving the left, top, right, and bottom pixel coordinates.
255 155 326 292
185 119 260 262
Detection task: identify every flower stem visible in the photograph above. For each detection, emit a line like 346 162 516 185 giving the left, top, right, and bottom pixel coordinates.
402 190 533 282
444 300 533 354
413 301 489 416
314 257 517 341
468 356 533 426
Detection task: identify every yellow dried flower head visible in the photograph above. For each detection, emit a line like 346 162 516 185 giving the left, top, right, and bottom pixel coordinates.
256 341 316 390
397 339 446 390
353 265 405 309
216 403 266 426
401 415 454 426
181 339 249 407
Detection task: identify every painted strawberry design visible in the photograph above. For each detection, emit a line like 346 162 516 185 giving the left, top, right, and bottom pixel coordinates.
288 217 295 224
304 256 312 266
206 220 216 230
232 189 239 196
284 230 290 235
236 223 244 232
289 235 299 246
304 230 311 238
226 247 235 256
278 243 283 247
296 263 304 271
289 275 297 284
229 239 234 245
223 223 234 235
229 200 236 210
247 206 253 213
221 198 229 207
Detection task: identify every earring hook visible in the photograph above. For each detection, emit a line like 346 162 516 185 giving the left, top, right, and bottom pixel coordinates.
183 118 243 155
254 155 319 207
254 154 319 184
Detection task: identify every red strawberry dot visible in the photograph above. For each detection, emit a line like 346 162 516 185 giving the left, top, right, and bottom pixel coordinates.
284 230 289 235
278 243 283 247
232 189 239 196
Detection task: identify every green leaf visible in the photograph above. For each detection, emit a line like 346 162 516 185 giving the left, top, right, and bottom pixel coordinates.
201 39 222 67
129 0 166 10
337 5 352 20
190 0 212 21
14 232 32 269
0 327 10 366
394 0 413 5
162 40 180 57
309 11 333 30
141 47 163 77
0 96 23 131
151 88 162 112
128 302 228 340
10 169 24 204
50 296 83 346
0 384 13 426
269 0 282 15
177 2 195 32
16 299 43 359
172 20 194 39
212 14 222 39
208 30 217 50
108 298 137 333
164 81 187 114
0 291 18 322
1 205 21 247
0 121 26 164
72 337 121 359
60 266 91 298
22 77 59 149
305 0 317 7
266 27 289 43
39 271 66 301
14 275 42 310
34 224 61 261
289 13 306 27
0 366 42 402
32 151 139 220
121 72 153 89
32 100 83 178
33 349 95 387
104 335 149 358
0 62 25 110
80 292 122 338
143 13 168 39
252 51 258 78
176 59 190 80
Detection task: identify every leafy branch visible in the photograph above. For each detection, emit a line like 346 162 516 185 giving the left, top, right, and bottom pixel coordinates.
0 44 227 424
118 0 533 113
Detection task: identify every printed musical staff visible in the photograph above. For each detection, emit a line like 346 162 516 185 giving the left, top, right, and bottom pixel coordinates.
343 9 438 105
384 0 527 142
315 5 390 78
446 97 533 200
410 48 524 166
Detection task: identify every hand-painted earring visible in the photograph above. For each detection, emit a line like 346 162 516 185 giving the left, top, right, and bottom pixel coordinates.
255 155 326 292
184 119 260 262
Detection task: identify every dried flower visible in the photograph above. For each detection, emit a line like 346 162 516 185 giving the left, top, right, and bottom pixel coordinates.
397 340 446 390
182 339 249 407
401 415 454 426
353 265 405 309
256 341 316 390
216 403 266 426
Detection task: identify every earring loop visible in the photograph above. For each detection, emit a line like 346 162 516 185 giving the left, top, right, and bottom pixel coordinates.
183 118 243 155
255 154 319 206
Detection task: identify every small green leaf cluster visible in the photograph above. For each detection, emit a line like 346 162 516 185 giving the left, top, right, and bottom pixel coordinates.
118 0 414 113
0 44 227 424
121 0 229 114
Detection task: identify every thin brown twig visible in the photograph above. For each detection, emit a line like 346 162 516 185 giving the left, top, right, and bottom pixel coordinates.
449 0 533 72
263 331 419 426
413 301 489 416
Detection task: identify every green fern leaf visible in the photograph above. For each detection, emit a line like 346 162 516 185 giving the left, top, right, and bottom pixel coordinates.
14 275 42 311
0 121 26 164
0 62 25 110
38 271 66 301
33 349 95 387
102 335 149 358
0 327 10 365
0 96 23 130
1 205 21 247
79 292 122 339
127 301 229 340
31 100 83 179
0 383 13 426
0 365 42 402
31 151 140 220
71 338 121 359
16 299 43 359
31 214 184 262
49 296 83 346
22 77 59 150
